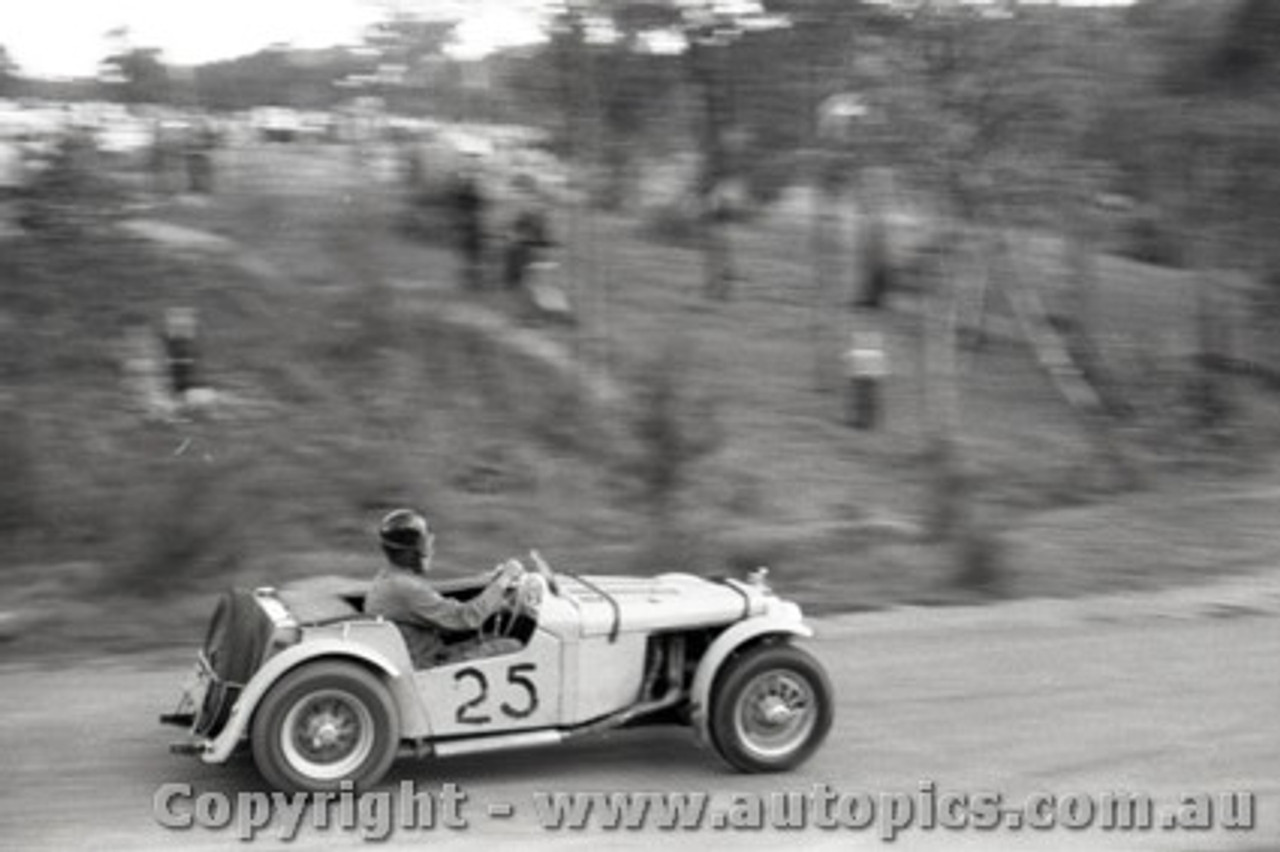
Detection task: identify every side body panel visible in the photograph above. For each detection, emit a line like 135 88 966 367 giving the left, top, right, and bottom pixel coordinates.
409 588 650 734
413 627 562 737
569 633 649 722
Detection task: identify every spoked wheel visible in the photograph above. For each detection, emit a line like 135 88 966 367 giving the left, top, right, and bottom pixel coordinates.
709 642 833 772
251 661 400 793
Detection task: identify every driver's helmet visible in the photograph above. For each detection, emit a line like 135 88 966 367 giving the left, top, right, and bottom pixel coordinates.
379 509 430 568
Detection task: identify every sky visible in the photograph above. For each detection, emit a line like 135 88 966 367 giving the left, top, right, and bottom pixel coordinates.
0 0 548 79
1 0 1134 79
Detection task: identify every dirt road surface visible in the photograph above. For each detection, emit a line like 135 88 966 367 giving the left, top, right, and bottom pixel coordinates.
1 595 1275 851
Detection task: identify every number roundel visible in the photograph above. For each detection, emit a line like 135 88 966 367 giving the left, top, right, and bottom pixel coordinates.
453 664 539 725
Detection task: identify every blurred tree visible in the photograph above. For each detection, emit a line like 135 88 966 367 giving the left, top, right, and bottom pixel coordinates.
0 45 17 95
512 0 809 300
503 4 681 201
1208 0 1280 90
1118 0 1280 423
627 342 722 525
683 9 740 300
100 46 172 105
364 14 456 59
190 13 456 112
874 2 1142 525
358 13 460 114
760 1 890 388
195 47 374 110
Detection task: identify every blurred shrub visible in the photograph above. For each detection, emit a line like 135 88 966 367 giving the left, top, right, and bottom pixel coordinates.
639 198 701 247
18 132 127 238
626 524 719 576
112 454 247 599
950 523 1010 598
0 404 40 536
920 437 968 544
744 154 800 207
398 186 455 244
623 346 722 522
1256 268 1280 334
1113 210 1184 268
449 443 538 496
530 382 601 457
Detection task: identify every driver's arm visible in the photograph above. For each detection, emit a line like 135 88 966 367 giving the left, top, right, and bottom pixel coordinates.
395 572 510 632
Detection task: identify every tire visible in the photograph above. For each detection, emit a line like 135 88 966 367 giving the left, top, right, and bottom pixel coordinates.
196 590 270 737
709 641 833 773
251 661 400 793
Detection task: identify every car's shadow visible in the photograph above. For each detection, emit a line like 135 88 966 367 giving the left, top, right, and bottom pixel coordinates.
155 750 274 797
386 726 723 788
160 725 725 797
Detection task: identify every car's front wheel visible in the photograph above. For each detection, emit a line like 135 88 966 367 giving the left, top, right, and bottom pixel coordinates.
251 661 400 793
709 642 833 772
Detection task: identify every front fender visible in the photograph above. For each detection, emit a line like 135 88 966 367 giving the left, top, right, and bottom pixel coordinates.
688 606 813 747
202 632 426 763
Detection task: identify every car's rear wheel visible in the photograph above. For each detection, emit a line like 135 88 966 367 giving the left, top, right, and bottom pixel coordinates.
709 642 833 772
251 661 400 793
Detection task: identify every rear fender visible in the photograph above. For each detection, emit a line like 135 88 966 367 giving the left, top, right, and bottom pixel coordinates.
202 632 427 763
688 613 812 747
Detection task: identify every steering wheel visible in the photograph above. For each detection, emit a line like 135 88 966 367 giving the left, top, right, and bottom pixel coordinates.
481 561 535 641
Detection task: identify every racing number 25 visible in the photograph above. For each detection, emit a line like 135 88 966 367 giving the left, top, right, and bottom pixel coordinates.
454 663 539 725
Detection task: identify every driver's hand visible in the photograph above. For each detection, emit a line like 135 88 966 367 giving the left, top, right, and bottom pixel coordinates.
492 559 523 586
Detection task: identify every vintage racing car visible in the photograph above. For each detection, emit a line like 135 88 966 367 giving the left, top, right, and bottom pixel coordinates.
162 554 833 792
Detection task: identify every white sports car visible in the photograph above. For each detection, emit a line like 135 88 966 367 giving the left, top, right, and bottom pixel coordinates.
163 554 833 792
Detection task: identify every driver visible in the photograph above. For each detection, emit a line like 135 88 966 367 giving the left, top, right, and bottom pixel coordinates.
365 509 522 667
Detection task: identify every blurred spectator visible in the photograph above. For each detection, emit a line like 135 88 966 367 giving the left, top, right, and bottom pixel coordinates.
449 170 486 290
122 323 174 421
163 307 201 404
0 136 23 196
503 199 552 291
843 329 889 430
0 136 22 232
183 119 217 194
855 216 893 310
148 120 175 195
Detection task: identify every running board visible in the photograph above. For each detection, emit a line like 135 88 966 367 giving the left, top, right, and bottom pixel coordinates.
404 694 683 760
431 730 563 758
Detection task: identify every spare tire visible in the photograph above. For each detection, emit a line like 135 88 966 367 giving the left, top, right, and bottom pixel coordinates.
195 589 273 737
